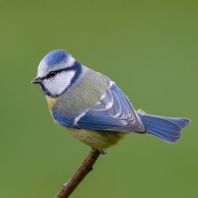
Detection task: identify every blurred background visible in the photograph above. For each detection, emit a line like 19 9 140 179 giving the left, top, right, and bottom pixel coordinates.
0 1 197 197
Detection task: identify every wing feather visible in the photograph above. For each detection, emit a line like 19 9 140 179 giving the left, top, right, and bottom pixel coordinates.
78 81 146 132
52 78 146 133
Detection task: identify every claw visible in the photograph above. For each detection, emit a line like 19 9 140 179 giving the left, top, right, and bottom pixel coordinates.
62 182 68 187
98 149 107 154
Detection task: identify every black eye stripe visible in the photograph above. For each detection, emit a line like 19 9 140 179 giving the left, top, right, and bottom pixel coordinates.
43 67 75 80
42 60 80 81
41 61 82 97
47 71 57 78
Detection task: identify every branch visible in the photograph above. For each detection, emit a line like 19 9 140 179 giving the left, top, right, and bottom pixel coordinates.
55 148 100 198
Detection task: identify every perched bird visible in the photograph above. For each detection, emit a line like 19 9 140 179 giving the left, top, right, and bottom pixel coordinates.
32 49 190 154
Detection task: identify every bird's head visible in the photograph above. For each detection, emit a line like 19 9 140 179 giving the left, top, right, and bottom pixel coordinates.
31 50 82 97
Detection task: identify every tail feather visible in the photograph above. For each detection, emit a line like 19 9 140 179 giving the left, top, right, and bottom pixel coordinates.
148 129 180 142
137 112 190 143
161 117 190 129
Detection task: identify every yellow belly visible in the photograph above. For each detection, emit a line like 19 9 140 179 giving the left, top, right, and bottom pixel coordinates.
65 127 128 150
45 97 128 149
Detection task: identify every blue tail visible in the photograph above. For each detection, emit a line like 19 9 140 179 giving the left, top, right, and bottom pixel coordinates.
137 112 191 143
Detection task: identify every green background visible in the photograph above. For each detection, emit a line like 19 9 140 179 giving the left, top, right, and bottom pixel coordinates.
0 1 197 197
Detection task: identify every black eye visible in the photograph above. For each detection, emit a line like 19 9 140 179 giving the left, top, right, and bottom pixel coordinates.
47 71 57 78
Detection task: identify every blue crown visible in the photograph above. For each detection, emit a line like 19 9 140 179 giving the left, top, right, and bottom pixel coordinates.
43 50 69 67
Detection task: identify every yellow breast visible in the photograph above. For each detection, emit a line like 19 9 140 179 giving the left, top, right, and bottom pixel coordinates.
45 96 128 150
65 127 128 150
45 96 57 110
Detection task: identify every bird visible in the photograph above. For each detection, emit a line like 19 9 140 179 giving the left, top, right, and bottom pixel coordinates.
31 49 191 154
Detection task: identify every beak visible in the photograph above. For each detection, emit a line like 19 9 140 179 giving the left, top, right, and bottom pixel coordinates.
31 77 42 84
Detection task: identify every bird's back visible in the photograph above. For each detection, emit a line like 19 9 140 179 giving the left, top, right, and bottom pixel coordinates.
50 68 108 117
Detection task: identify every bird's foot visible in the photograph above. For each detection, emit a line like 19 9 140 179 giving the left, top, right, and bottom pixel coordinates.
98 149 107 154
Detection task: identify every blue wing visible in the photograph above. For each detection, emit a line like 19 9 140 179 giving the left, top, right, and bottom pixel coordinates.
52 80 146 133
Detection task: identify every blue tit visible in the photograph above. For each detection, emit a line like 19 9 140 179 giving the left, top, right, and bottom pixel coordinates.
31 49 190 154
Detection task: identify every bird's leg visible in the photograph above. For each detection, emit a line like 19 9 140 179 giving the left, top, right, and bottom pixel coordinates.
98 149 107 154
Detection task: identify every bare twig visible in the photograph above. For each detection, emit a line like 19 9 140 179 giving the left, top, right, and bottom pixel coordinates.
55 148 100 198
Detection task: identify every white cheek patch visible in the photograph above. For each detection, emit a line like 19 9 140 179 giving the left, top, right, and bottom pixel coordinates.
43 70 75 96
